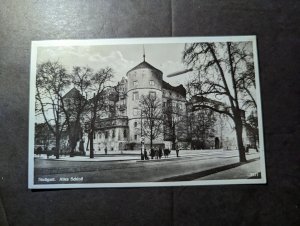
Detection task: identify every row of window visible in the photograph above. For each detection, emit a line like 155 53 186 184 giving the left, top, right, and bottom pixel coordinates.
132 91 156 101
133 80 155 87
163 102 183 109
96 129 127 139
162 90 182 99
132 104 183 116
95 129 140 141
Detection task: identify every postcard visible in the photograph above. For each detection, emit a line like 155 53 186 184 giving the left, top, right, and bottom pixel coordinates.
28 36 266 189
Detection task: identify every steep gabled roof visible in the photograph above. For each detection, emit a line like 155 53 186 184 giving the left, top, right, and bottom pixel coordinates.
162 80 186 97
127 61 162 75
63 87 84 99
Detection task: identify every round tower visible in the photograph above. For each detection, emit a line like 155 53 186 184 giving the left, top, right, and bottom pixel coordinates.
126 58 164 149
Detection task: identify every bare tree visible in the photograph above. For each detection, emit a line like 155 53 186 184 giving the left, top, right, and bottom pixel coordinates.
35 61 70 159
245 111 259 151
163 98 186 149
139 94 163 149
60 66 93 157
238 62 259 151
183 41 254 162
238 62 257 109
189 109 216 149
86 67 114 158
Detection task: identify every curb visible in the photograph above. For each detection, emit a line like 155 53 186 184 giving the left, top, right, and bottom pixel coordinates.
158 158 260 182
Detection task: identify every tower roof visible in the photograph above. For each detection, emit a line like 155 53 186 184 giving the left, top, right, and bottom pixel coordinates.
63 87 84 99
126 61 162 75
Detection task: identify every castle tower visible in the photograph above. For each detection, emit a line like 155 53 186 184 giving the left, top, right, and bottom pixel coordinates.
126 54 164 149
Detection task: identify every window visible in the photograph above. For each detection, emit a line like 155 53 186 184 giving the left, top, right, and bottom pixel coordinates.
134 121 138 127
133 108 138 116
105 131 109 139
133 81 138 86
149 91 156 98
112 130 115 138
123 129 127 138
132 92 139 101
149 80 154 86
134 134 138 140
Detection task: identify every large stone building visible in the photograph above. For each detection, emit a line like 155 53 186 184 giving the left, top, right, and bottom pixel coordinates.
61 56 250 154
84 57 188 152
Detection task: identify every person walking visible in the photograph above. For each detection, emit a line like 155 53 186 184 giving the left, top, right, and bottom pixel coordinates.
158 147 162 159
150 148 155 159
155 148 159 159
144 149 149 160
176 144 180 157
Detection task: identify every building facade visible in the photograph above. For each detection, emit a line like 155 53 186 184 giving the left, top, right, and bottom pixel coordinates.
62 57 249 153
83 58 188 152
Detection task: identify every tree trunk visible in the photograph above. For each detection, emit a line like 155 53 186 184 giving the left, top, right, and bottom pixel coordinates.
89 130 94 158
235 118 247 162
55 134 60 159
69 135 76 157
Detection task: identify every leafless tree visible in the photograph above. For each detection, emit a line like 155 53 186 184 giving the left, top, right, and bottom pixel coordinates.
85 67 114 158
163 98 186 149
60 66 93 157
245 111 259 151
35 61 70 159
183 41 254 162
189 109 216 149
139 94 163 149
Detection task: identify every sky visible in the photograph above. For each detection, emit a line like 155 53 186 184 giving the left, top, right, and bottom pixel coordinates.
37 43 194 88
35 40 257 124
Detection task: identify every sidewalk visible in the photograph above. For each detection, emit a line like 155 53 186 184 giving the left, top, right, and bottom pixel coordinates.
158 157 261 182
34 148 241 162
34 154 140 162
194 159 261 180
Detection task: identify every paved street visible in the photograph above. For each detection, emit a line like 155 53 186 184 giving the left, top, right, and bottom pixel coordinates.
34 149 261 184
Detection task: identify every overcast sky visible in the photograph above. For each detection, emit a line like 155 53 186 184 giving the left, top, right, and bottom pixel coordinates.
37 43 194 87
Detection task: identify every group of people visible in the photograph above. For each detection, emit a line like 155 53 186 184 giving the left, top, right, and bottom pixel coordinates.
142 146 179 160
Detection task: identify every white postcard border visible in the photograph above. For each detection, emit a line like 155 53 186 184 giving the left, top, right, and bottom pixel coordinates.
28 36 266 189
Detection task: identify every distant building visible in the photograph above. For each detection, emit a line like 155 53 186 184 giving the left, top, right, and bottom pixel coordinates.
186 95 249 150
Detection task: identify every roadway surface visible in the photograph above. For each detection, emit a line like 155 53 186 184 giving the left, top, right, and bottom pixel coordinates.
33 149 261 184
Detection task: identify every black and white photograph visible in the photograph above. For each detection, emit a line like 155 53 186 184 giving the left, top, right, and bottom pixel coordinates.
28 36 266 188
